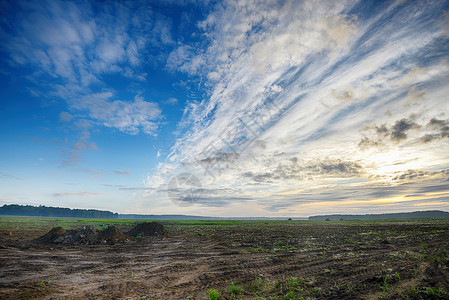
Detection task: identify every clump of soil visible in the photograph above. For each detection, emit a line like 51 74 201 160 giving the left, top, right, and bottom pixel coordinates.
100 225 128 243
35 222 164 245
66 226 100 245
36 225 129 245
127 222 165 237
36 226 67 244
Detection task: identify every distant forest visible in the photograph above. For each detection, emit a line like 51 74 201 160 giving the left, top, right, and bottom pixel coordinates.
0 204 118 219
308 210 449 221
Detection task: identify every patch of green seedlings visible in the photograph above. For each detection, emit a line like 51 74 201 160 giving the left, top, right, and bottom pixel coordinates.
208 288 220 300
343 282 357 295
424 248 449 265
270 243 298 253
379 271 400 297
283 277 305 300
37 280 51 287
400 286 419 298
380 278 389 294
324 268 338 276
229 282 242 299
243 242 298 254
246 246 268 253
195 229 215 236
424 287 449 297
400 286 449 298
249 276 270 296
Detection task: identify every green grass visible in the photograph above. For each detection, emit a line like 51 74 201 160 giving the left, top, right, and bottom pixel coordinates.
0 216 323 233
0 215 137 232
3 215 449 230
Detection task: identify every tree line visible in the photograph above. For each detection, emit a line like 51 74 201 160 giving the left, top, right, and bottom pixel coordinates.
0 204 118 219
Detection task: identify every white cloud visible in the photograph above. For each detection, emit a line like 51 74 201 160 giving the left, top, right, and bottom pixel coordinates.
148 0 449 215
2 0 172 135
164 97 178 105
59 111 74 122
72 93 161 135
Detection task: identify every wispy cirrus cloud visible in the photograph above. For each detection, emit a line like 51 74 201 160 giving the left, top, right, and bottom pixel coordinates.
0 172 24 180
0 0 179 178
143 0 449 216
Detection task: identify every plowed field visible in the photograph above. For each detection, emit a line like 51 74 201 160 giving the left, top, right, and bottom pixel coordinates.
1 218 448 299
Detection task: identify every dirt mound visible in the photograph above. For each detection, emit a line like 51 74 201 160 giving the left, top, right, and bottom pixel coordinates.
36 226 67 244
100 225 128 243
35 223 164 245
66 226 100 244
36 225 129 245
127 222 165 237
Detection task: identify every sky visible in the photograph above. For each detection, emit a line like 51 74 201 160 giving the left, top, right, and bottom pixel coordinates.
1 0 449 217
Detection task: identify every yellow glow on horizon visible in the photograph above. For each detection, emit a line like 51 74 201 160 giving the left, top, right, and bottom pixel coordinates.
280 190 449 213
414 202 447 206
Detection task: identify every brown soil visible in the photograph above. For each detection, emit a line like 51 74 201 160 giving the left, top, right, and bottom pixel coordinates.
35 225 130 245
0 221 448 299
34 222 165 246
126 221 165 237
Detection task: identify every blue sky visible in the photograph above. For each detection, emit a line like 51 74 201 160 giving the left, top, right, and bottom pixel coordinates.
1 0 449 217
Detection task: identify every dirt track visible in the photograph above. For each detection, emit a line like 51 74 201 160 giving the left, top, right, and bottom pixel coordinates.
1 221 448 299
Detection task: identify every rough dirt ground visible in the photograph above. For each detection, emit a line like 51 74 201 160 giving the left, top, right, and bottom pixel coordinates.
1 220 449 299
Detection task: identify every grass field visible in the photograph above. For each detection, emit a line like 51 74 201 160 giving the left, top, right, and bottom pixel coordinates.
1 216 449 299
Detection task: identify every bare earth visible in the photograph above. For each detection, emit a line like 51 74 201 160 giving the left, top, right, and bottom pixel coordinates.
0 220 448 299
